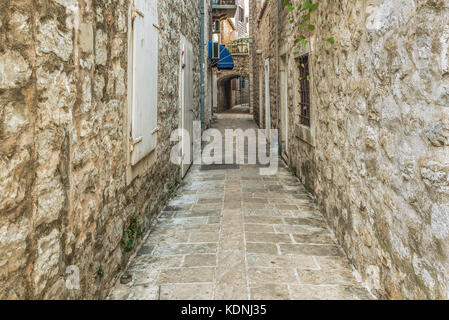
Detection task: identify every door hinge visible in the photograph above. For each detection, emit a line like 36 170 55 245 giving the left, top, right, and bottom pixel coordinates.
151 127 160 135
129 136 143 153
132 2 144 24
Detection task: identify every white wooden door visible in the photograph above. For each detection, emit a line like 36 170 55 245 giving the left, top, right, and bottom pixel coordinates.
259 67 263 126
180 36 194 178
264 58 271 141
285 74 288 155
130 0 159 166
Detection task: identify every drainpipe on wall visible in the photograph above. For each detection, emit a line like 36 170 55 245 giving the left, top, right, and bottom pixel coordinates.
200 0 206 128
210 1 216 120
276 0 282 156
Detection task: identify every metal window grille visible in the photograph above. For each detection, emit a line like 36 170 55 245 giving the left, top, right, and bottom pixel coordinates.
298 54 311 127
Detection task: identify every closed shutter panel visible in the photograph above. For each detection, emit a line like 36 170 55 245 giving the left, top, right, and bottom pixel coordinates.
131 0 159 165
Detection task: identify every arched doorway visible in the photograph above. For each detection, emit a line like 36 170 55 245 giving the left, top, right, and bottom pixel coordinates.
216 73 250 113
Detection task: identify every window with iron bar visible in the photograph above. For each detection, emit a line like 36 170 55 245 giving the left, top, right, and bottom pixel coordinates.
298 54 311 127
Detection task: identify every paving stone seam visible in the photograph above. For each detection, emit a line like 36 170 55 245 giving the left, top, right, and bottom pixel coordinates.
287 284 295 300
294 268 302 285
275 243 282 255
289 234 296 243
212 183 225 300
150 253 217 257
153 241 218 245
155 266 218 270
312 256 321 270
241 178 251 300
244 265 321 271
157 281 216 285
246 241 295 244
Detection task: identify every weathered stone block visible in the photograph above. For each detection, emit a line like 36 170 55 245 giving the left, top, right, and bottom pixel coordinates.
36 177 66 226
79 23 94 53
36 20 73 61
7 11 32 47
0 50 31 89
420 159 449 193
425 122 449 147
1 100 30 137
0 216 30 278
95 29 108 66
33 229 61 295
36 66 75 128
0 148 31 212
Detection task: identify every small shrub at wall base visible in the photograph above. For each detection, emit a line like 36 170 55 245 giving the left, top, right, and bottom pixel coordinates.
122 218 143 252
97 265 105 278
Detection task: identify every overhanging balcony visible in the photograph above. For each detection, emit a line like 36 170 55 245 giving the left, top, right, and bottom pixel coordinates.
212 0 237 20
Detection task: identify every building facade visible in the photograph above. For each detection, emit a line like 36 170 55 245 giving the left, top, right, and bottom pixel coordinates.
210 0 250 113
250 0 449 299
220 18 238 45
0 0 205 299
234 0 248 37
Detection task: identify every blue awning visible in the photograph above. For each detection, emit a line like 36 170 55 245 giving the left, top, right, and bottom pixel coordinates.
208 42 234 70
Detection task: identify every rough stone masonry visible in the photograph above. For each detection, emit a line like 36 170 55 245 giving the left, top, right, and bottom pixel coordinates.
0 0 201 299
250 0 449 299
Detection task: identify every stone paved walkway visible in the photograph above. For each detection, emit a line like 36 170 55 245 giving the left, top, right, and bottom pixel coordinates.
108 112 373 300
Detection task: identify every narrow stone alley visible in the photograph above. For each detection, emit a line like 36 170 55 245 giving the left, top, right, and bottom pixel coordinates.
2 0 448 302
108 109 373 300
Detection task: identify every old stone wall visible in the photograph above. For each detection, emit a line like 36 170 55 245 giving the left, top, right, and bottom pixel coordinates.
249 0 278 128
251 0 449 299
0 0 201 299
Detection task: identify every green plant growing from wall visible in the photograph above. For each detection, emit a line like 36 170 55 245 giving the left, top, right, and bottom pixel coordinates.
122 217 143 252
279 0 335 123
97 265 105 278
282 0 335 53
163 185 178 200
290 166 297 175
162 177 180 200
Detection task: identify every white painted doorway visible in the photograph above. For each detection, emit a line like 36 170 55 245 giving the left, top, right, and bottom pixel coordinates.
180 36 194 178
280 55 288 156
264 58 271 141
259 66 264 127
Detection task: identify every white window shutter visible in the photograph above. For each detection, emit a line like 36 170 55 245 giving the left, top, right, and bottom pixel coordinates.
130 0 159 165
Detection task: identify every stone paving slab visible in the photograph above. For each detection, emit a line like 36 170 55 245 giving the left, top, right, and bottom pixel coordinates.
107 113 373 300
